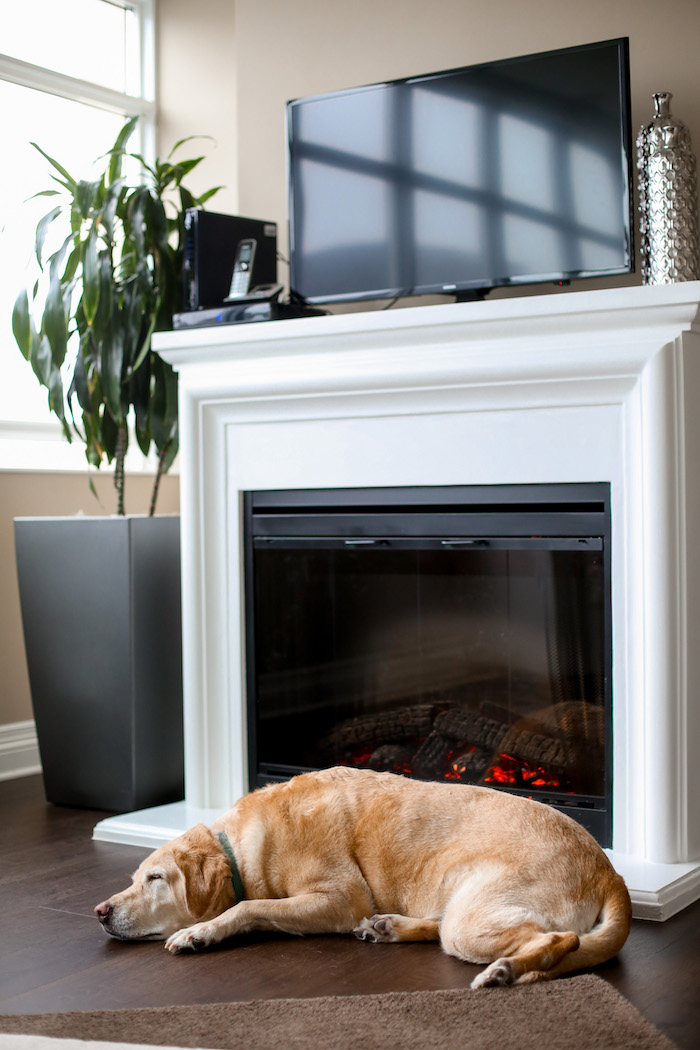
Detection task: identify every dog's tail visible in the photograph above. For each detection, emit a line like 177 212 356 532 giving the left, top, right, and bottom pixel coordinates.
516 869 632 985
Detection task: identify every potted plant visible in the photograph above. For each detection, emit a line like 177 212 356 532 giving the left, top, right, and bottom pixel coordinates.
12 118 220 810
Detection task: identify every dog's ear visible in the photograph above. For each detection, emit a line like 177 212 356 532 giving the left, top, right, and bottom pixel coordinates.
173 824 231 920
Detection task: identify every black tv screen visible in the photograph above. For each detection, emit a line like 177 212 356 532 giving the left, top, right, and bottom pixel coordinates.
287 39 633 304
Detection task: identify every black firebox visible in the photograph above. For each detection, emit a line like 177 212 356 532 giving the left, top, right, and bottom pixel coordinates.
243 483 612 846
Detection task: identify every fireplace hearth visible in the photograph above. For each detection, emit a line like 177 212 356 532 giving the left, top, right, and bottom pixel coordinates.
245 483 612 844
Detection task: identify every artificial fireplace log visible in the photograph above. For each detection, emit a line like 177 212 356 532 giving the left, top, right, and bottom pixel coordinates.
496 701 606 795
411 731 494 780
411 707 506 779
433 708 509 752
494 726 569 773
412 702 603 783
411 730 452 777
319 703 437 756
433 701 604 776
319 698 604 794
367 744 413 772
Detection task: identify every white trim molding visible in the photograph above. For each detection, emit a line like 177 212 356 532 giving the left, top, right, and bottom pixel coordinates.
0 52 155 118
0 720 41 782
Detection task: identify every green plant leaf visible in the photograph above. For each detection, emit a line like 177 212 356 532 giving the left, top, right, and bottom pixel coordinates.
67 332 92 413
47 232 76 281
161 420 179 472
167 133 213 159
63 243 81 284
100 404 119 461
47 364 69 434
150 356 178 453
196 185 223 205
35 205 62 269
48 172 74 194
94 251 114 333
30 330 53 387
82 223 100 325
126 186 148 261
31 142 76 189
120 279 142 367
100 327 125 423
102 178 125 243
108 116 138 184
85 435 103 469
43 269 68 367
179 185 195 216
125 151 157 181
12 289 32 359
156 255 178 329
81 409 102 467
163 157 205 186
26 189 61 200
130 300 159 375
75 178 102 220
146 195 169 256
130 353 151 456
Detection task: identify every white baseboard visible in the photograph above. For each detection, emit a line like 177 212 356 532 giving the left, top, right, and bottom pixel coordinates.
0 719 41 781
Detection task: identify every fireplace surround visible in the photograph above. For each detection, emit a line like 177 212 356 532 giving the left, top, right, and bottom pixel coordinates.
94 281 700 920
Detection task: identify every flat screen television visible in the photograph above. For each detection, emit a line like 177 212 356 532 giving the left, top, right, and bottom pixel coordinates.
287 39 633 305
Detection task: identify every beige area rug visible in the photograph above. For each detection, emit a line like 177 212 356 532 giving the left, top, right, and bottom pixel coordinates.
0 976 679 1050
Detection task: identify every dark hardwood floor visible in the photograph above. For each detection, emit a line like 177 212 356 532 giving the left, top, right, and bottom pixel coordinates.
1 775 698 1048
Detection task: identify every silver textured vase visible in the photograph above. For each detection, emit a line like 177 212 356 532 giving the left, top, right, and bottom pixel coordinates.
636 92 700 284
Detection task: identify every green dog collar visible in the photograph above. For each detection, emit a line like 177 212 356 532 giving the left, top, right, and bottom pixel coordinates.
217 830 246 903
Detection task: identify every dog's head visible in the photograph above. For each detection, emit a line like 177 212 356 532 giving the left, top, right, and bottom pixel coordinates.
94 824 234 941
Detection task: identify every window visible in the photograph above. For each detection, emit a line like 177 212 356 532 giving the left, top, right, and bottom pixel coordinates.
0 0 154 467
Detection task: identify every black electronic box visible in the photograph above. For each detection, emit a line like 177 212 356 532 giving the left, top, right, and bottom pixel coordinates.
182 210 277 311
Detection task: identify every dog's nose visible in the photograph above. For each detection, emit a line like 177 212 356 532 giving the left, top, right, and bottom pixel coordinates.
94 901 112 922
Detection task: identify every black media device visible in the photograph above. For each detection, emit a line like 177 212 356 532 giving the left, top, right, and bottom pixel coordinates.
182 210 277 311
287 38 633 305
173 296 325 330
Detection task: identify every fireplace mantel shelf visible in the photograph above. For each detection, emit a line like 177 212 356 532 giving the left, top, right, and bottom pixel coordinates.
95 282 700 920
145 282 700 400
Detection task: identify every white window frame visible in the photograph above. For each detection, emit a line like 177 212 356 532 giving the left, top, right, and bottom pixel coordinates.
0 0 157 473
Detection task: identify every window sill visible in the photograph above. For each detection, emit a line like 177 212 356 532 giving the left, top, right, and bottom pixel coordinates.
0 419 178 474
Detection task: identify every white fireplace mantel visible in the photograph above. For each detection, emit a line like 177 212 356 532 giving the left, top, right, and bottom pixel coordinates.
95 282 700 920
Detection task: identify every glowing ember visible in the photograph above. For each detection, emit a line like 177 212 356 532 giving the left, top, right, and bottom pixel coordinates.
340 741 565 791
483 753 562 789
443 745 479 779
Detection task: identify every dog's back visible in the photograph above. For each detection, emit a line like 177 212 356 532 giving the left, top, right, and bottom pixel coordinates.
233 768 626 927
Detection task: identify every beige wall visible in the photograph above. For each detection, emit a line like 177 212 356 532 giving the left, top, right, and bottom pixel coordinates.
156 0 239 216
0 471 179 728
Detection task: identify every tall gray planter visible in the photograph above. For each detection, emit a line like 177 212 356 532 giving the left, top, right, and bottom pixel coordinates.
14 515 184 811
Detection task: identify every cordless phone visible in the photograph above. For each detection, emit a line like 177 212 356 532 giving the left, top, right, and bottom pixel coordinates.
225 238 257 299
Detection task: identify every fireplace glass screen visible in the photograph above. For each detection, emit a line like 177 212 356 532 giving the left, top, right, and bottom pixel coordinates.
244 485 612 844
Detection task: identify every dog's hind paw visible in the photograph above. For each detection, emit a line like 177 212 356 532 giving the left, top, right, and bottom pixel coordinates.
470 958 514 989
353 915 397 943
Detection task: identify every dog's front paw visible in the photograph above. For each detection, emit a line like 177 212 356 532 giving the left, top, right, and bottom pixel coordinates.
353 915 398 943
470 957 514 989
164 922 216 954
